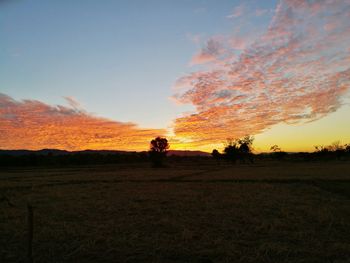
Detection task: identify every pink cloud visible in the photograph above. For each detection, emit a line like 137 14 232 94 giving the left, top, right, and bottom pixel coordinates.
0 94 165 151
173 0 350 146
190 52 216 65
190 38 223 65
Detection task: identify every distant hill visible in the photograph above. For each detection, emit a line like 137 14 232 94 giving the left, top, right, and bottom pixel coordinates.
167 150 210 157
0 149 69 156
0 149 211 157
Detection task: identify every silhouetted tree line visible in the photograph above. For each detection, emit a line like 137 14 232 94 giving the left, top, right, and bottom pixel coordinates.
0 138 349 167
212 135 255 164
313 141 350 160
0 151 150 167
211 139 350 163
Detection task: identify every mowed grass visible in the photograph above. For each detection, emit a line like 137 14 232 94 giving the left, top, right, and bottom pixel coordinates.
1 161 350 263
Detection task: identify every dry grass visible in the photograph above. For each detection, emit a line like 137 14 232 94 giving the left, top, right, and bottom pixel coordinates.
1 161 350 262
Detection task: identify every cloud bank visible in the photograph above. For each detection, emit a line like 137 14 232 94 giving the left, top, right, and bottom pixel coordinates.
0 94 165 151
173 0 350 146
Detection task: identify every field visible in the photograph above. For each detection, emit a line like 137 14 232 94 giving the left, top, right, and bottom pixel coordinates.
1 160 350 263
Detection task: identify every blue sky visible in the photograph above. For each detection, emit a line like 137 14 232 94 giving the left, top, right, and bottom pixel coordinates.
0 0 275 128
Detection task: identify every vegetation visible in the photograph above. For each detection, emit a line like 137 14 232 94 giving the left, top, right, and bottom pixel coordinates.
214 138 350 164
270 145 288 160
149 137 170 167
0 150 149 167
221 135 255 163
314 141 350 160
211 149 221 162
1 138 350 167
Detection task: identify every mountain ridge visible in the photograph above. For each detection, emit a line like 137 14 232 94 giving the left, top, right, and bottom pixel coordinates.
0 149 211 157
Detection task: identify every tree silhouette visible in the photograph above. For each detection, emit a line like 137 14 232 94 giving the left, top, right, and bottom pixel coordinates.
238 135 254 151
211 149 221 163
270 144 287 160
223 136 254 163
329 141 346 160
270 145 281 152
224 142 240 163
313 141 350 160
211 149 220 157
149 137 169 167
346 144 350 153
314 145 329 153
238 135 254 163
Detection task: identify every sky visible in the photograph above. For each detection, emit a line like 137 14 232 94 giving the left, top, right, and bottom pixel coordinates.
1 0 350 152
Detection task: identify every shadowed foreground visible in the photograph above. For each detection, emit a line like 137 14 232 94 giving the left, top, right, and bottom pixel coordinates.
1 161 350 263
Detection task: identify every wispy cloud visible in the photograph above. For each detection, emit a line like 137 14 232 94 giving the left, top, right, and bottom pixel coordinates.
0 94 165 151
190 37 224 65
186 33 202 45
63 96 84 112
173 0 350 146
227 4 245 19
255 8 269 17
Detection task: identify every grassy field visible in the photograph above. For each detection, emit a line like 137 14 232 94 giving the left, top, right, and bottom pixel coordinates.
1 160 350 263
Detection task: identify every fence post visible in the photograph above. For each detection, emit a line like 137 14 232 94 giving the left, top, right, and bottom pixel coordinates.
27 204 33 263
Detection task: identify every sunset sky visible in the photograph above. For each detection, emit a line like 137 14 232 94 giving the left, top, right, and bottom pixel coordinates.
1 0 350 152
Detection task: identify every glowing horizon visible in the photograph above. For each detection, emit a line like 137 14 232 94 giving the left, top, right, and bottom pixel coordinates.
1 0 350 153
1 92 349 153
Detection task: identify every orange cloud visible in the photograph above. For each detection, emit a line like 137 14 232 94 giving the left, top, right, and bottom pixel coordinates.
173 0 350 146
0 94 165 151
